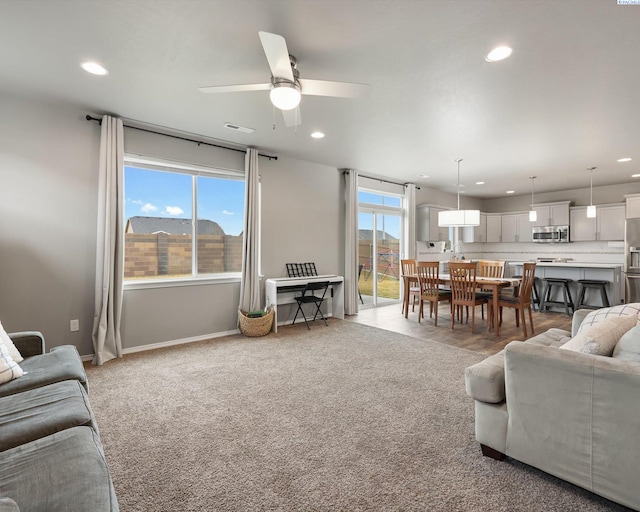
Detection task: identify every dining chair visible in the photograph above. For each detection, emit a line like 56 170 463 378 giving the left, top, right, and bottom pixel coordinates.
401 259 420 317
448 261 489 334
416 261 451 327
491 262 536 338
477 260 506 319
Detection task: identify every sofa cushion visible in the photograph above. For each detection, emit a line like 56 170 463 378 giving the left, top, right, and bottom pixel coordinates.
577 303 640 333
0 322 23 363
0 341 24 385
0 427 118 512
465 327 572 403
612 325 640 362
561 314 637 356
0 380 96 452
0 346 87 398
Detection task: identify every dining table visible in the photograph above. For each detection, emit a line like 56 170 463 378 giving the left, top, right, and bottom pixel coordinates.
404 273 520 336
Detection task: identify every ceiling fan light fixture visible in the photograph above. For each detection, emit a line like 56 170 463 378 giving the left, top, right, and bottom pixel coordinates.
270 81 301 110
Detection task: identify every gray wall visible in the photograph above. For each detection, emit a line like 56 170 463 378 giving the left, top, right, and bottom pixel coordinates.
0 91 343 356
0 93 100 356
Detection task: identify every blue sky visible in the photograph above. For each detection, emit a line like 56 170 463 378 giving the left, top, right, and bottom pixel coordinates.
124 166 246 236
358 191 402 238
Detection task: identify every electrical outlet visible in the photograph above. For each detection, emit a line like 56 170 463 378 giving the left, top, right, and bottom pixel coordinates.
70 319 80 332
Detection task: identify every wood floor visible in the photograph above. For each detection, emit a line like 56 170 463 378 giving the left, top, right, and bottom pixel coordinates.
346 302 573 356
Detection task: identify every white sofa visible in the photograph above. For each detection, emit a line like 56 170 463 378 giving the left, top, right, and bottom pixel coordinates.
465 304 640 511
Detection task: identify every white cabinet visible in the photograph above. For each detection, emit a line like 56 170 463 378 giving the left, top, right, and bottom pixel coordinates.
501 213 533 242
569 204 625 241
626 196 640 219
486 215 502 242
501 214 517 242
518 213 533 243
532 201 570 226
598 205 625 241
569 207 596 241
416 205 451 242
461 213 487 243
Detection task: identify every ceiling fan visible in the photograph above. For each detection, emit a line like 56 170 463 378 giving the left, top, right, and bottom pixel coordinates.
199 31 370 127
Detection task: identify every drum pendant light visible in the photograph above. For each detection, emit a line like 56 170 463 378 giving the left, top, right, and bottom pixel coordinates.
529 176 537 222
587 167 597 218
438 159 480 227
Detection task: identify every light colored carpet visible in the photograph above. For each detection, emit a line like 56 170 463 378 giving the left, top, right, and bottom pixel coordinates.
86 320 629 511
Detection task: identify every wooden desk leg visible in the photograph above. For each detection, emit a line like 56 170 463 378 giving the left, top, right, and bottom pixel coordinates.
404 276 410 319
493 285 500 336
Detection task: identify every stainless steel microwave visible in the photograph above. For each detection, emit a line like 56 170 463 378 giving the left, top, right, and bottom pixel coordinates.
532 225 570 243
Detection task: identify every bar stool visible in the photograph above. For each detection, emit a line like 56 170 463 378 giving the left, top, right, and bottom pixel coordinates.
576 279 610 310
512 275 542 311
541 277 575 315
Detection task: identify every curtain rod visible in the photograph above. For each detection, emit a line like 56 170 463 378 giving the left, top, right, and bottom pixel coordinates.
356 172 419 190
85 115 277 160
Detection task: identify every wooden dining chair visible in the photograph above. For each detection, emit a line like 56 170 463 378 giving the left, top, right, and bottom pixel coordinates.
477 260 506 319
449 261 489 334
401 259 420 317
416 261 451 326
491 262 536 338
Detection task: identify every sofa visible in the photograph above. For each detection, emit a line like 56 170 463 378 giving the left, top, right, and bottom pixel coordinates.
0 330 118 512
465 303 640 511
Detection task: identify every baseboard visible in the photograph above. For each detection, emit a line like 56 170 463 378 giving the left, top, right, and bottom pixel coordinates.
80 329 241 362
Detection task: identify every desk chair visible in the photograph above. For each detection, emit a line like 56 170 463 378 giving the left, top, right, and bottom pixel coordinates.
401 259 420 317
416 261 451 327
292 281 330 329
449 261 489 334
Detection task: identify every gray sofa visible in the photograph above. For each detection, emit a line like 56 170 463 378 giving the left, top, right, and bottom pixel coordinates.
465 305 640 511
0 332 118 512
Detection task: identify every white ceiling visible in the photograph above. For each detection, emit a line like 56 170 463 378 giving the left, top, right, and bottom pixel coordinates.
1 0 639 198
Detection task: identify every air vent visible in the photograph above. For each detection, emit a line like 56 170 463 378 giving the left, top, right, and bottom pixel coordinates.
224 122 255 134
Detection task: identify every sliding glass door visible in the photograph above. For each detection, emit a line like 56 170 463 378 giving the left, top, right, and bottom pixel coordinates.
358 201 403 307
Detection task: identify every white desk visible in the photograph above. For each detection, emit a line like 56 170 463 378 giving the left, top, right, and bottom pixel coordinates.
265 275 345 332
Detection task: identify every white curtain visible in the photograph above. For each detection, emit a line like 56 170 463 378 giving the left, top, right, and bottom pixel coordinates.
344 169 359 315
405 183 417 259
238 148 261 313
92 115 124 365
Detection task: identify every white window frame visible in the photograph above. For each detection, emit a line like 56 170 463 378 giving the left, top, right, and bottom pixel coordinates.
123 154 246 290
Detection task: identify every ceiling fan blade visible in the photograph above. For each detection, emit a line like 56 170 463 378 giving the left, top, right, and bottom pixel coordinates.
281 107 302 128
299 78 370 99
258 31 294 82
199 83 271 94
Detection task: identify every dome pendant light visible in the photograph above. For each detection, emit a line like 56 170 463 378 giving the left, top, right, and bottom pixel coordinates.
587 167 597 218
438 159 480 227
529 176 537 222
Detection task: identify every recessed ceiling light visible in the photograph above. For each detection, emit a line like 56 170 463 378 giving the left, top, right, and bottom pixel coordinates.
618 157 632 163
310 131 325 139
506 190 515 194
81 61 108 75
485 46 513 62
632 174 640 178
476 181 485 185
417 174 430 179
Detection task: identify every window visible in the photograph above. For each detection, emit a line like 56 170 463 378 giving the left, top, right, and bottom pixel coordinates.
123 156 245 282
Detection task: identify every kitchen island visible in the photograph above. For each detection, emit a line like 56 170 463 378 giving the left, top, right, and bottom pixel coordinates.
509 261 623 309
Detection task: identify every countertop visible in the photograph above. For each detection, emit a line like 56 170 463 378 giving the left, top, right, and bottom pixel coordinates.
509 261 622 269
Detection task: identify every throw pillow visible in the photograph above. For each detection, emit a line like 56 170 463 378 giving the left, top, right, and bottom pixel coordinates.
0 321 23 363
0 338 25 384
577 303 640 334
612 325 640 362
560 313 637 356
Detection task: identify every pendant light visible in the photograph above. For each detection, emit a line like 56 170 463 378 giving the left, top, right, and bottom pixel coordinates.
438 158 480 227
529 176 537 222
587 167 597 218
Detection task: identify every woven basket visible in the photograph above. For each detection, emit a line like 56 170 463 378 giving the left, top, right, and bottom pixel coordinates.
238 307 274 337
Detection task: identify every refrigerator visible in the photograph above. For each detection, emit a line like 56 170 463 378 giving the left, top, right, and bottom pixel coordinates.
625 218 640 302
